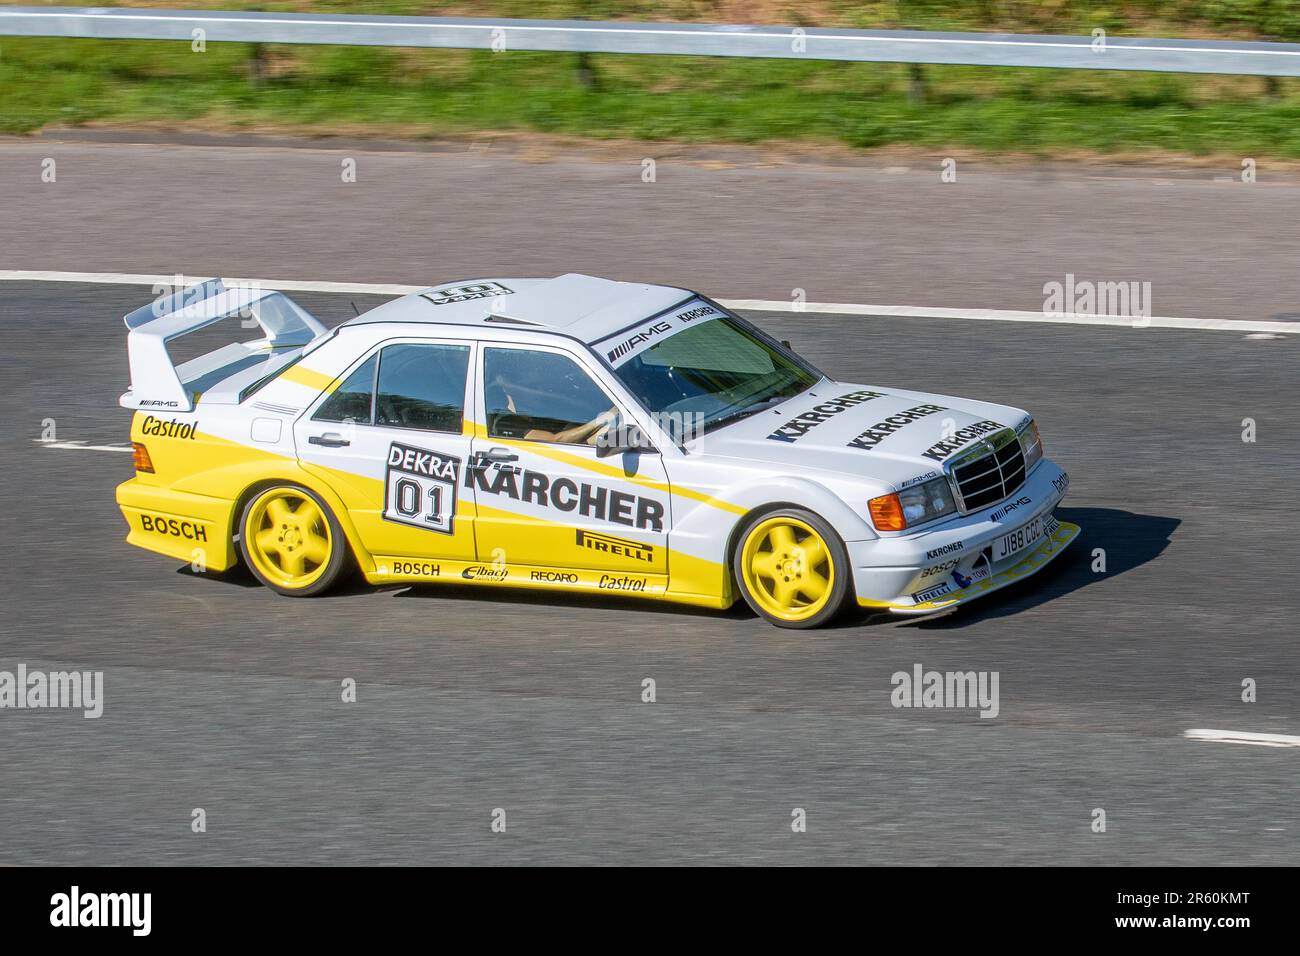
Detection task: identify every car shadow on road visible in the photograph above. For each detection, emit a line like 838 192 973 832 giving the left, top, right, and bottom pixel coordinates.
869 506 1180 631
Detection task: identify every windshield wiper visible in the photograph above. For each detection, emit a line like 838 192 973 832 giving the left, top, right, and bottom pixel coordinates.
703 394 790 434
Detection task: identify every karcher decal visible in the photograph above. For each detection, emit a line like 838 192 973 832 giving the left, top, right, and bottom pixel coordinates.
466 464 665 532
766 389 886 444
845 403 949 452
920 420 1005 462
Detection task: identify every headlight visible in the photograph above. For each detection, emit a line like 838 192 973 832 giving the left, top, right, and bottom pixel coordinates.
1017 419 1044 471
869 476 956 532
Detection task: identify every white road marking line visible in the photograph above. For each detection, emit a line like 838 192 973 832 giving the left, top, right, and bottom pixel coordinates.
1183 728 1300 748
34 439 132 453
2 270 1297 334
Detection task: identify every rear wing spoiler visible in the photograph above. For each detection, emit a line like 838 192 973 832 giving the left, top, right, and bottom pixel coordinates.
119 279 328 412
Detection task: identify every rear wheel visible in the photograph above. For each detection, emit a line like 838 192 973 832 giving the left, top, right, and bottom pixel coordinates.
239 484 347 596
733 509 852 629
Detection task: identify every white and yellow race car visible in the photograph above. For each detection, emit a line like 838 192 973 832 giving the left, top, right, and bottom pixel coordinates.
116 274 1078 628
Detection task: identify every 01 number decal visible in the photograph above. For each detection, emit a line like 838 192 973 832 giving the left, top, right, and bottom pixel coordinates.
383 442 461 535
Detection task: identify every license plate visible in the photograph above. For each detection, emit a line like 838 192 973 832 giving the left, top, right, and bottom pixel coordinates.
993 515 1043 562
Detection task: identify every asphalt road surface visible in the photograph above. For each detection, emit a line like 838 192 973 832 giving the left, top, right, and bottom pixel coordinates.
1 278 1296 865
3 134 1300 321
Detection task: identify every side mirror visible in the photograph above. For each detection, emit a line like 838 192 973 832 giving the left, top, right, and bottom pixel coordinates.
595 415 658 458
780 339 793 350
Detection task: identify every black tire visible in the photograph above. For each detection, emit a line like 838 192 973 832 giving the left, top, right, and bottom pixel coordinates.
237 483 350 597
731 507 854 629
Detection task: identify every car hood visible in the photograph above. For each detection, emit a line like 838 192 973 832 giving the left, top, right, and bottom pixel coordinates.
698 380 1029 491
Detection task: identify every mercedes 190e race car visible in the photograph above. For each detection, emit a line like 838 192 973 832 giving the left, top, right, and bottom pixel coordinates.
116 274 1078 628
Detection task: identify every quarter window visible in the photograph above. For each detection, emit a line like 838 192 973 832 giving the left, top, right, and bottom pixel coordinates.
312 354 376 424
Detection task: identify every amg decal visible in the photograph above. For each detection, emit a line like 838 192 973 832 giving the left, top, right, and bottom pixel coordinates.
766 389 886 443
989 496 1033 522
384 442 461 535
920 420 1005 462
607 321 672 363
899 471 940 489
422 282 513 306
846 404 949 451
138 399 180 408
466 465 665 532
140 415 197 440
577 529 654 563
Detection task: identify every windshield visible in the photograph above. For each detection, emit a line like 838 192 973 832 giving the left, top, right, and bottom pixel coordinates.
600 300 820 440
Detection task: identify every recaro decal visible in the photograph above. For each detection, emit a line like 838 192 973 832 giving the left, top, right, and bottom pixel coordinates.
465 463 665 533
920 420 1005 462
140 415 197 440
766 389 886 443
384 442 461 535
422 282 514 306
576 529 654 563
845 404 949 451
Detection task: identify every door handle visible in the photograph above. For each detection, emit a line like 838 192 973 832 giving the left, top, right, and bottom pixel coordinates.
474 447 519 471
308 433 351 448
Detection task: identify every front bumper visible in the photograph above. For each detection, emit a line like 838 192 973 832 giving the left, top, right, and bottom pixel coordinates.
850 459 1076 615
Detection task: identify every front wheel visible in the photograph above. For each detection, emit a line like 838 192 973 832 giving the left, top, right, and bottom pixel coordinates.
733 508 852 629
238 484 348 596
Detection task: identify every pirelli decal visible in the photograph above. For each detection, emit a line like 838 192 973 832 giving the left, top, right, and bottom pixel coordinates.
577 529 654 563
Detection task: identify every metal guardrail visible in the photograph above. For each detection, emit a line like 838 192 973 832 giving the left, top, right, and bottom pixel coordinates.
1 6 1300 76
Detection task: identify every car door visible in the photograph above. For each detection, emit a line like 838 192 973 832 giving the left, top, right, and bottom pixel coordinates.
294 337 478 568
468 343 670 583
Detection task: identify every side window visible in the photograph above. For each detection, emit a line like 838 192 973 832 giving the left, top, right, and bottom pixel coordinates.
484 347 614 445
375 343 470 433
313 354 376 424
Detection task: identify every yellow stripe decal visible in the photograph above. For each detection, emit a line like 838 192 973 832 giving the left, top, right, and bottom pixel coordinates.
280 364 338 392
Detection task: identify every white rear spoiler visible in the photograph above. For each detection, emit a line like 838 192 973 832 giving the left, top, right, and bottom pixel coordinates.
119 279 328 412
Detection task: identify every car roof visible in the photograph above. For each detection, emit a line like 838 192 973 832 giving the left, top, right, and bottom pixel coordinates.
340 273 697 345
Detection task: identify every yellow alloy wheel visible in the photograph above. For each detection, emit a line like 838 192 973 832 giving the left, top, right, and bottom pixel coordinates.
740 515 836 623
243 487 333 590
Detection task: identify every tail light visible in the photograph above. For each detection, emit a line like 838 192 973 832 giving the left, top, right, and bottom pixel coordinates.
132 442 155 473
